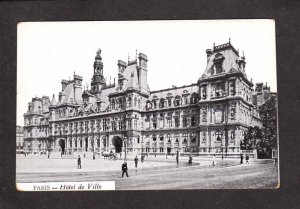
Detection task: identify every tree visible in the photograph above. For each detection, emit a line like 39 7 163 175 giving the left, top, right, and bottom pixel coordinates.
241 126 262 151
240 95 277 158
258 95 278 158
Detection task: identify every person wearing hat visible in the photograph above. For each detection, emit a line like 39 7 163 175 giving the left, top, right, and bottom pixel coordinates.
121 160 129 177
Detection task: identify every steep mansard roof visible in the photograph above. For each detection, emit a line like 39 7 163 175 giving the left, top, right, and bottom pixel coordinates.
200 42 246 80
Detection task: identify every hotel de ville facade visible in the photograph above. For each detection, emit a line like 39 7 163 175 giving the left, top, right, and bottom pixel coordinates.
23 40 272 157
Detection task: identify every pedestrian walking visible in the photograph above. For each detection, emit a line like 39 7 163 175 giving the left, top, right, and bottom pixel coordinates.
240 154 244 164
121 161 129 177
47 151 50 159
134 156 139 168
141 154 144 163
77 155 81 169
245 155 249 164
176 150 179 164
212 154 216 166
188 155 193 164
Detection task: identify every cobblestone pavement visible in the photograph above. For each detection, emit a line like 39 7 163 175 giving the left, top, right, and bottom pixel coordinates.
16 156 278 189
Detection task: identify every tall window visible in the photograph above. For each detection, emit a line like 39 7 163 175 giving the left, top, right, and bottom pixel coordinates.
134 98 137 107
182 116 187 127
111 99 115 109
190 93 198 104
128 97 132 107
175 117 180 127
202 86 207 100
159 98 165 108
134 120 137 130
168 98 172 107
216 131 222 141
191 116 196 127
167 134 171 143
230 81 236 96
191 134 196 143
153 100 157 109
167 118 172 128
174 96 181 106
153 120 157 129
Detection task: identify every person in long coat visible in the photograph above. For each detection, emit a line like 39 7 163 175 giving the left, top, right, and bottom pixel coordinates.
134 156 139 168
121 161 129 177
77 155 81 169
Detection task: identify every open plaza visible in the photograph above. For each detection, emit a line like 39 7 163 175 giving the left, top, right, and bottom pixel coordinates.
16 154 278 190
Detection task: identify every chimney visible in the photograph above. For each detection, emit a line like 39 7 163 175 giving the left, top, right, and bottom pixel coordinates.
206 49 212 63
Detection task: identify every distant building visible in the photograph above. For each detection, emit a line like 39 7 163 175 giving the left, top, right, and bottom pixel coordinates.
23 40 273 156
16 126 24 150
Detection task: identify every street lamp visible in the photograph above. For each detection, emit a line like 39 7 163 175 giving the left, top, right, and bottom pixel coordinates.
124 136 127 160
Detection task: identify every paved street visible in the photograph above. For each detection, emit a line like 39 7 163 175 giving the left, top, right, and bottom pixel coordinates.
16 156 278 190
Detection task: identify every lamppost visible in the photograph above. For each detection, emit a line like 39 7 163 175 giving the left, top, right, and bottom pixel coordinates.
225 101 229 158
124 136 127 160
106 120 110 152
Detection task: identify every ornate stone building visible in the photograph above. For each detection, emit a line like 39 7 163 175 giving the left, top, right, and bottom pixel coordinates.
16 126 24 151
23 41 271 156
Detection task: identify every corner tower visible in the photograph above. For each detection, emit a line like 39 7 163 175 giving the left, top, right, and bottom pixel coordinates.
91 49 106 94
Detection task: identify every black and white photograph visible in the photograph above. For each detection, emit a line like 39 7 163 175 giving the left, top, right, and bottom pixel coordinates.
16 20 279 190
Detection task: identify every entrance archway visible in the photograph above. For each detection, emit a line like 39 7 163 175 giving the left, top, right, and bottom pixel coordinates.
58 139 65 154
113 136 123 153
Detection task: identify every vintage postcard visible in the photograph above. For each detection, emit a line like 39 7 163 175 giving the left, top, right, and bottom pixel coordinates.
16 20 278 191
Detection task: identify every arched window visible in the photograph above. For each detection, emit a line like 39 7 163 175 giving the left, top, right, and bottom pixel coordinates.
111 99 115 109
216 131 222 141
160 135 164 142
190 93 199 104
128 97 132 107
134 97 137 107
167 134 171 143
191 134 196 143
159 98 165 108
174 95 181 106
146 100 152 110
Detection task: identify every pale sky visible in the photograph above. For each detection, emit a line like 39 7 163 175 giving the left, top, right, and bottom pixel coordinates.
17 20 276 126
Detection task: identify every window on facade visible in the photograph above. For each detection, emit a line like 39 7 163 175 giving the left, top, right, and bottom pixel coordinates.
175 117 180 127
153 100 157 109
153 120 157 129
182 116 187 127
202 87 207 99
190 93 198 104
111 99 115 109
159 98 165 108
153 136 157 142
128 97 132 107
127 120 132 130
146 101 151 110
230 131 235 140
230 81 236 96
191 116 196 126
174 96 181 106
134 98 137 107
168 98 172 107
202 132 206 142
183 134 187 144
167 134 171 143
134 120 138 129
167 118 172 128
216 131 222 141
216 83 222 97
112 122 116 131
191 134 196 143
160 135 164 142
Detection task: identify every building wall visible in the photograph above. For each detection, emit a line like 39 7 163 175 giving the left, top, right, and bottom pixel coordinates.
23 42 272 157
